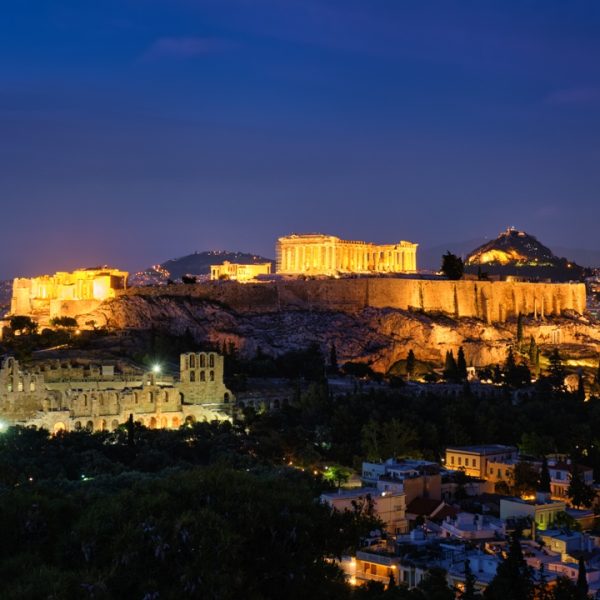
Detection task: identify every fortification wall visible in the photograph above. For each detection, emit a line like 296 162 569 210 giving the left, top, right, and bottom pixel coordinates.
118 278 586 323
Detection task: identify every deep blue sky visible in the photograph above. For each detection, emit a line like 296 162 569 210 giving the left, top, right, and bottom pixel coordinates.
2 0 600 278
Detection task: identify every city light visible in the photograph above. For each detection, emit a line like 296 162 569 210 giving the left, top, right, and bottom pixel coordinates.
152 364 162 374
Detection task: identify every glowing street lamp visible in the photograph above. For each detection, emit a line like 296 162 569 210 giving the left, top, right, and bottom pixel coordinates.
152 364 162 375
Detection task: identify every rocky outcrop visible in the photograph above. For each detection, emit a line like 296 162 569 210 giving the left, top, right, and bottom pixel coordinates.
84 294 600 373
116 278 586 324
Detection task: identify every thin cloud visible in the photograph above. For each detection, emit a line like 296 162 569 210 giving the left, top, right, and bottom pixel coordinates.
142 36 235 60
545 86 600 106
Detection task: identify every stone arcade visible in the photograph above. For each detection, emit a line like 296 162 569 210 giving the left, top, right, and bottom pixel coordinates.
0 352 233 433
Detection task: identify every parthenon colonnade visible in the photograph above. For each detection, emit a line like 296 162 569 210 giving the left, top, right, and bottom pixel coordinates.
276 234 418 275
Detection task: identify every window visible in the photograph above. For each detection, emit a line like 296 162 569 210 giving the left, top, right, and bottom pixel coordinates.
209 354 215 368
458 457 462 466
190 354 196 368
200 354 206 367
200 371 205 382
450 456 454 465
210 371 214 381
190 371 196 382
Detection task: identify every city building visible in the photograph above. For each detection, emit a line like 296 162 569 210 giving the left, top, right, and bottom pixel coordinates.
210 261 272 282
362 458 441 503
320 487 408 534
500 495 566 532
547 456 595 501
439 512 505 541
445 445 518 479
276 233 418 275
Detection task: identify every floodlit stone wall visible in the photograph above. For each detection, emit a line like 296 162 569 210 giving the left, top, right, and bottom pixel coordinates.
118 278 586 323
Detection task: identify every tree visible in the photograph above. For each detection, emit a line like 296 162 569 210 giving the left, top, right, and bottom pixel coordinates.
504 348 531 388
576 372 586 403
444 351 459 381
517 314 524 346
553 511 581 532
576 556 588 599
457 347 468 381
406 350 416 380
528 336 537 365
441 252 464 280
460 559 481 600
329 343 339 375
536 564 552 600
484 533 534 600
552 577 582 600
539 456 551 495
323 465 351 489
511 461 540 497
548 349 566 392
49 316 78 329
9 315 38 335
417 567 455 600
567 464 596 509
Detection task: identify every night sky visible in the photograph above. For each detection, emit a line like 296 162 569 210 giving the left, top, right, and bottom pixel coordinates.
2 0 600 279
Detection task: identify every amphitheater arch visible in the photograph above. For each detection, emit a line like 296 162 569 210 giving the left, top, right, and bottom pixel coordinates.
149 416 157 429
53 422 66 434
85 420 94 432
160 416 168 428
172 416 180 428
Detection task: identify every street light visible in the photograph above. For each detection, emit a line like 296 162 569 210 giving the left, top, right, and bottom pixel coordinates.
152 364 161 375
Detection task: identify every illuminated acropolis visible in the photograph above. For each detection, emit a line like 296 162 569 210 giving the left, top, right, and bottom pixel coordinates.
10 267 128 322
210 261 272 282
276 234 418 275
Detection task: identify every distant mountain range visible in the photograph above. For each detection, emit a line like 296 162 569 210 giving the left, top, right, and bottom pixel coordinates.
130 251 275 286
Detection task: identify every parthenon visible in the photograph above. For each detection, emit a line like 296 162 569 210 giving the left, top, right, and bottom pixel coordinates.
276 234 418 275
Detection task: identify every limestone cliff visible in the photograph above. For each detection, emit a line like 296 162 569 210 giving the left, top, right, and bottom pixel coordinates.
84 294 600 373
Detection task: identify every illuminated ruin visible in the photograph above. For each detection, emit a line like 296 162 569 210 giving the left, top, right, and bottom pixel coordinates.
276 234 418 275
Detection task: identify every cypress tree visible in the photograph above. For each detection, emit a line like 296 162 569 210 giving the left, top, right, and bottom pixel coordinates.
576 556 589 599
528 336 537 365
536 564 552 600
462 558 479 600
577 372 586 402
539 456 551 494
457 346 468 381
444 350 458 381
126 413 135 447
406 349 416 380
329 343 339 374
485 533 534 600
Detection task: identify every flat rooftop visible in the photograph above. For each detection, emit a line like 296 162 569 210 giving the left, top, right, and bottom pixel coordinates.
446 444 517 455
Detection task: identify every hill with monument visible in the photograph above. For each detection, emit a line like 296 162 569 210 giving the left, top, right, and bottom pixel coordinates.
464 228 587 281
